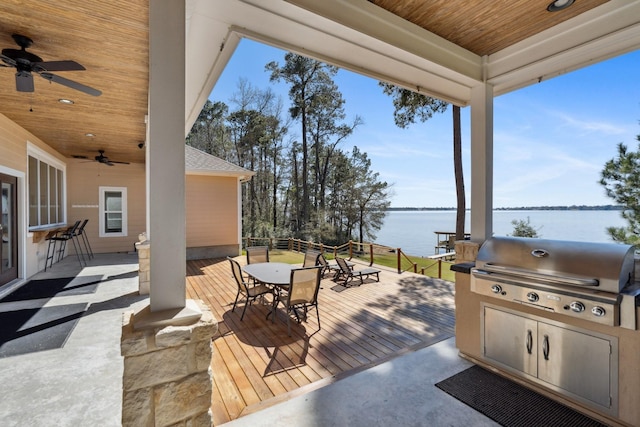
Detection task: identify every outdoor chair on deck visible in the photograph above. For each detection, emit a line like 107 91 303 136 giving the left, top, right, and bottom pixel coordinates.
246 246 269 264
302 249 321 267
335 257 380 287
271 266 322 336
228 257 274 321
317 253 354 278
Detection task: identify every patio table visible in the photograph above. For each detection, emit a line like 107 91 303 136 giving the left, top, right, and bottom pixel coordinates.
242 262 294 287
242 262 295 321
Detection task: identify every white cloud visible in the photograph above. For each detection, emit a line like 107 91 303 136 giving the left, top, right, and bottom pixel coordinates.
545 110 628 136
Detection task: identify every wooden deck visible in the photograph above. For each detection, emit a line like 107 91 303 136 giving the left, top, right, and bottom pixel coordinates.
186 258 456 425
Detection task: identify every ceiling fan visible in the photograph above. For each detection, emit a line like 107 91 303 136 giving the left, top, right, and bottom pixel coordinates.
73 150 129 166
0 34 101 96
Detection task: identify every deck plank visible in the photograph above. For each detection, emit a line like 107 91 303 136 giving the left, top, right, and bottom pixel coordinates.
186 257 456 422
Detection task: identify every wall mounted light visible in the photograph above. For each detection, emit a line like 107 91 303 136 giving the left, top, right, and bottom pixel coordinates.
547 0 574 12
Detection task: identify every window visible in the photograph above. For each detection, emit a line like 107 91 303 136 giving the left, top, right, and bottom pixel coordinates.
99 187 127 237
28 148 65 229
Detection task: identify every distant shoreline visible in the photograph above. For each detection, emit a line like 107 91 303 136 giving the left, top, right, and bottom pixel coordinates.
388 205 623 211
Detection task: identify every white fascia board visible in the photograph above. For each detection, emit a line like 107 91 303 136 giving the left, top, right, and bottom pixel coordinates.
487 0 640 96
186 169 255 180
187 0 480 112
185 2 242 134
284 0 480 78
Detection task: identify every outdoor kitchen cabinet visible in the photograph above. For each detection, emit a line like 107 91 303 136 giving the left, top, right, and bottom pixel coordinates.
482 305 617 413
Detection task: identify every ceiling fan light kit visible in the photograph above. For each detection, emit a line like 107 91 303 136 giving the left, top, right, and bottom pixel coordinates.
1 33 101 96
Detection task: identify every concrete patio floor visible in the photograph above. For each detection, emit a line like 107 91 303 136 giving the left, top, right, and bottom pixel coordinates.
0 253 147 427
0 254 498 427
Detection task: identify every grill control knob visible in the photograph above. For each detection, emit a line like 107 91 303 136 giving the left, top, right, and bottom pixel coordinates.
526 292 539 303
570 301 586 313
491 284 502 294
592 306 606 317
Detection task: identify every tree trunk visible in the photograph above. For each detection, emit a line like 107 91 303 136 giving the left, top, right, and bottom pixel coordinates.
453 105 466 242
301 94 309 230
272 145 278 231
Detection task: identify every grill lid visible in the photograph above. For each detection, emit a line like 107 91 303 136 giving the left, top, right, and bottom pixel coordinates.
475 236 635 293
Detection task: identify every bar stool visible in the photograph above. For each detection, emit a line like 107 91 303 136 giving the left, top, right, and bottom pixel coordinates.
75 219 94 259
44 230 61 271
49 221 85 269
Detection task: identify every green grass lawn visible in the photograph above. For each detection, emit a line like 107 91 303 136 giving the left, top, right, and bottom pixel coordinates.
350 252 455 282
250 249 455 282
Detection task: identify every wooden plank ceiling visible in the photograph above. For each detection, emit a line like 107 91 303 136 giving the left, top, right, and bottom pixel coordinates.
370 0 610 56
0 0 608 164
0 0 148 164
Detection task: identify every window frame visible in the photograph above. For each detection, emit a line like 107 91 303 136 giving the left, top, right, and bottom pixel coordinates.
27 144 66 231
99 186 128 237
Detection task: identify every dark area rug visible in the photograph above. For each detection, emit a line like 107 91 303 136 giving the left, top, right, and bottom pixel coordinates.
0 276 101 302
435 365 608 427
0 303 88 358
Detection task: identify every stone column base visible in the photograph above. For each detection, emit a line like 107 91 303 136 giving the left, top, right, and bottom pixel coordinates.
135 239 150 295
121 300 218 427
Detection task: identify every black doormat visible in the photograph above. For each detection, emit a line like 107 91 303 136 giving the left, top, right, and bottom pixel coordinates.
0 277 100 302
0 303 87 358
435 365 608 427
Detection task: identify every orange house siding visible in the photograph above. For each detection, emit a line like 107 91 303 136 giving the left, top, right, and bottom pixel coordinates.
185 174 240 258
66 159 146 254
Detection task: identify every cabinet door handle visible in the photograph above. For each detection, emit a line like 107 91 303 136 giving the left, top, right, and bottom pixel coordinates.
542 334 550 360
526 329 533 354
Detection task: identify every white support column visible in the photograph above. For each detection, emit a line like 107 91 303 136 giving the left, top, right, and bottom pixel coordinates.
145 1 191 316
237 178 243 255
469 82 494 243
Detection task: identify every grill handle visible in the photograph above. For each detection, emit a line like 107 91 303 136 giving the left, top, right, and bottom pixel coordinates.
543 334 550 360
526 329 533 354
479 264 599 287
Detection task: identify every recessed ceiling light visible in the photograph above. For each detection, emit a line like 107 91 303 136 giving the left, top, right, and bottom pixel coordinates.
85 133 95 137
547 0 574 12
58 98 74 105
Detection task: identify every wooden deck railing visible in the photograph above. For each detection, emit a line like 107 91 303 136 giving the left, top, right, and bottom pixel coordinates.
243 237 454 280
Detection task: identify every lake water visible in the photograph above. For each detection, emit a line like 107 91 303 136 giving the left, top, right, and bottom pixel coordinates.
374 210 628 257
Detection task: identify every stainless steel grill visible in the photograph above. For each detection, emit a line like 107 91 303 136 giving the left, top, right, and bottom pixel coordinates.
471 236 639 329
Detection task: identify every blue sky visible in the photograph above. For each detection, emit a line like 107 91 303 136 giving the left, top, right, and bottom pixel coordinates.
210 39 640 208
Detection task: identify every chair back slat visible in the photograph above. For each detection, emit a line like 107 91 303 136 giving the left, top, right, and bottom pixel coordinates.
288 266 321 305
317 254 329 267
228 257 248 292
335 257 351 273
246 246 269 264
303 250 321 268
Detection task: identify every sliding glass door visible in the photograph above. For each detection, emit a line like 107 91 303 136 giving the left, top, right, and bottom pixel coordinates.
0 173 18 286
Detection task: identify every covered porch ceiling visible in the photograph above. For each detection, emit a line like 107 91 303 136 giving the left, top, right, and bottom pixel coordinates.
0 0 639 165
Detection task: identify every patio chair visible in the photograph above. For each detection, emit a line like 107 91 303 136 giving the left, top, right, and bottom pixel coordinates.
272 266 322 336
317 253 354 278
302 249 321 267
334 257 380 287
228 257 274 321
246 246 269 264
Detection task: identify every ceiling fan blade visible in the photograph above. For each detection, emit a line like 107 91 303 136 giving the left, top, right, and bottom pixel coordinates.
16 71 34 92
110 160 130 165
39 72 102 96
1 54 16 67
34 60 85 72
